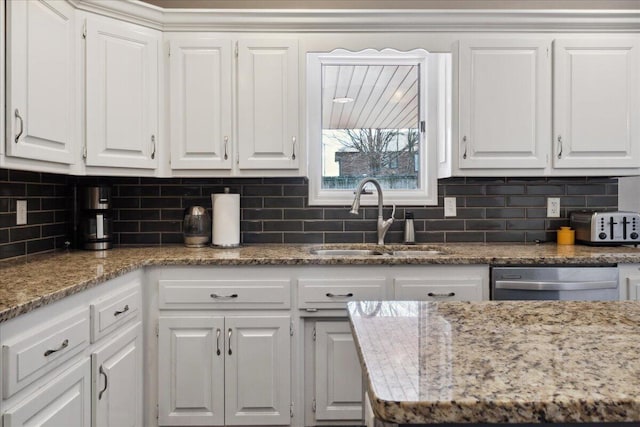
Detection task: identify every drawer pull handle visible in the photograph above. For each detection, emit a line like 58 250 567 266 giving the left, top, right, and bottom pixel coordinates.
44 339 69 357
114 305 130 316
326 292 354 298
427 292 455 298
216 328 221 356
228 328 232 355
210 293 238 299
99 365 108 400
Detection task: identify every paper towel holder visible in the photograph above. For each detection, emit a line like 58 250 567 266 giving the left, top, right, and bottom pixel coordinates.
211 187 242 248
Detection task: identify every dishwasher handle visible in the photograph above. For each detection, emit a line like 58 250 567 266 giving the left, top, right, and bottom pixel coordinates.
494 280 617 291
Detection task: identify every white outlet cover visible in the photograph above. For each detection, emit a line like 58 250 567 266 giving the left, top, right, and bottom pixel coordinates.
547 197 560 218
444 197 457 217
16 200 27 225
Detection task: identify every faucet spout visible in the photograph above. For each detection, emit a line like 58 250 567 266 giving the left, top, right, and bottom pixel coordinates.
349 178 395 245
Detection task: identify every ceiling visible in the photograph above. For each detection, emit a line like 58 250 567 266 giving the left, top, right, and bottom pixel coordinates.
140 0 640 9
323 65 418 130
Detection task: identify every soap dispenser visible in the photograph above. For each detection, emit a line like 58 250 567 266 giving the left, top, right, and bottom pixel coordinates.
403 211 415 245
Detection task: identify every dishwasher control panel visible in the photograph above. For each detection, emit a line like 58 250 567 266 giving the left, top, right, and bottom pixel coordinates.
570 210 640 245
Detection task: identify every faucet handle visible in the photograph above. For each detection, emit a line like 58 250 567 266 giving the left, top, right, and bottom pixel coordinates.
390 204 396 220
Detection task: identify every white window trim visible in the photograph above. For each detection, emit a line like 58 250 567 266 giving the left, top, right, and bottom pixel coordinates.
306 48 439 206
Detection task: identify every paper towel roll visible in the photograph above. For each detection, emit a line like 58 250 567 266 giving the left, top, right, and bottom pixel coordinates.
212 190 240 247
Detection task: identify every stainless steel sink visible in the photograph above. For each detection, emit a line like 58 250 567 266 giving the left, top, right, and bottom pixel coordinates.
387 250 444 256
309 249 385 256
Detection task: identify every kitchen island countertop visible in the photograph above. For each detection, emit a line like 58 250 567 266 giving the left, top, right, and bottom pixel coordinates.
348 300 640 424
2 242 640 322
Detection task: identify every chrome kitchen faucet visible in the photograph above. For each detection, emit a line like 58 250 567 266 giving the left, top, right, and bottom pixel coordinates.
350 178 395 245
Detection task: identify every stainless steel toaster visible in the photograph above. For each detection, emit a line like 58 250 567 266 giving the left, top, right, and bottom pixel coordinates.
570 210 640 245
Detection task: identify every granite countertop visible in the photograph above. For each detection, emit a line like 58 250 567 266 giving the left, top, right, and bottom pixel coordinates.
348 300 640 424
1 242 640 322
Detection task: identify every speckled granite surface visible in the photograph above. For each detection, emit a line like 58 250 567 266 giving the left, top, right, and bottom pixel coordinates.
1 243 640 322
348 300 640 424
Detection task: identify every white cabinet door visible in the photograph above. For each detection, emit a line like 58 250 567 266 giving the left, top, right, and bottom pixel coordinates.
6 0 76 164
169 39 233 170
3 359 91 427
158 316 225 426
225 315 291 425
237 39 299 170
85 17 159 169
459 39 551 169
553 38 640 169
92 322 142 427
314 321 363 421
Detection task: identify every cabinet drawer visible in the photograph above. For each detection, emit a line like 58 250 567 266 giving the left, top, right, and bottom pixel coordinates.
159 279 291 309
2 309 90 398
90 283 140 343
394 278 483 301
298 278 387 310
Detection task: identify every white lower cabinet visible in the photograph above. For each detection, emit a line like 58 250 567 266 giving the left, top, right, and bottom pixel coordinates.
618 264 640 300
158 314 291 426
313 321 362 421
92 322 143 427
394 265 489 301
2 359 91 427
0 270 143 427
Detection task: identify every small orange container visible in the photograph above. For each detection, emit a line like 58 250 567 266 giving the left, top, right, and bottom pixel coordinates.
557 226 575 245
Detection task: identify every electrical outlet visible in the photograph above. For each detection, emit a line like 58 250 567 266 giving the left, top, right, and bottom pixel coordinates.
547 197 560 218
444 197 457 217
16 200 27 225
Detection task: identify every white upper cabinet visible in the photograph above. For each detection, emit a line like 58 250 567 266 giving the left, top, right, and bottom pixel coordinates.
6 0 76 165
458 38 551 170
169 39 233 170
237 39 299 170
85 17 160 169
553 37 640 169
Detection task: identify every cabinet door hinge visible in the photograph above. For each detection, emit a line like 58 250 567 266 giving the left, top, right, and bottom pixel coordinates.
290 402 294 418
235 41 239 58
312 398 316 412
290 322 294 337
82 22 87 39
312 327 316 341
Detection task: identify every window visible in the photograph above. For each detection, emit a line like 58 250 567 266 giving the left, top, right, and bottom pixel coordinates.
307 48 451 206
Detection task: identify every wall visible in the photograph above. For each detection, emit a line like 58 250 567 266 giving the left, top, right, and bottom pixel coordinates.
83 175 617 246
0 169 71 260
0 169 618 260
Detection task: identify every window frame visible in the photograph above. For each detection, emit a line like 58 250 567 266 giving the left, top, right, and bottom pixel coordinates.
306 48 439 206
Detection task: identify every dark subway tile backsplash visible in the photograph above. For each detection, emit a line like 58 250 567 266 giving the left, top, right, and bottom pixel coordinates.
0 169 619 260
0 169 72 260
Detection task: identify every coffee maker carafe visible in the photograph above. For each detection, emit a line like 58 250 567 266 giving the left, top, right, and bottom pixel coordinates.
79 186 113 250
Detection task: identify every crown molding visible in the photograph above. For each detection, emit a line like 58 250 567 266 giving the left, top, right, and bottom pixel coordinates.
69 0 640 32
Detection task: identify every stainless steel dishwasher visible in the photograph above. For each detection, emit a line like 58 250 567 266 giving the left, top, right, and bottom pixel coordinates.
491 266 619 300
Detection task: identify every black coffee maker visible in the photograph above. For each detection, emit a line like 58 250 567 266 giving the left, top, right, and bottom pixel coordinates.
77 186 113 250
